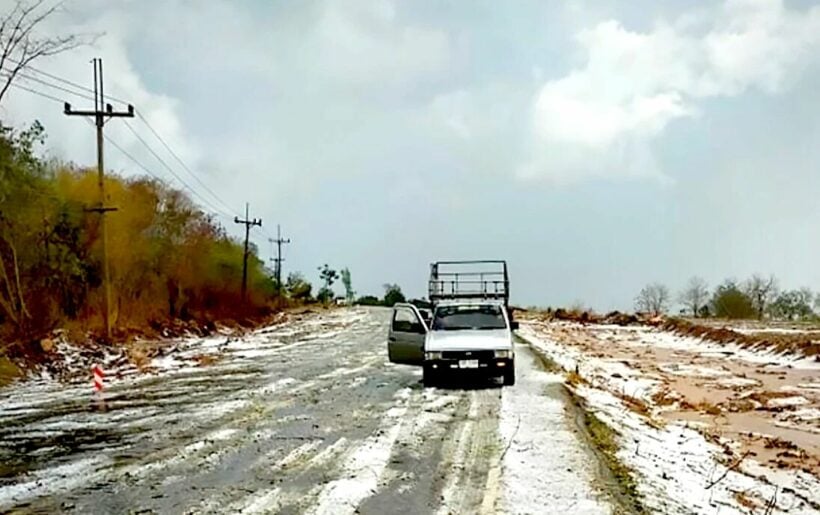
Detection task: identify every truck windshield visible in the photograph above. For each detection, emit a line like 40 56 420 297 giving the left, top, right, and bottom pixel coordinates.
432 305 507 330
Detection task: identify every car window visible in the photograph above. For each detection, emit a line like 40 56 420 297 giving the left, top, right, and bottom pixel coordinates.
432 305 507 330
392 307 420 332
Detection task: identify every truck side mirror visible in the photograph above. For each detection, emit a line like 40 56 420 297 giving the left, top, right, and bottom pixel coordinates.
510 321 519 330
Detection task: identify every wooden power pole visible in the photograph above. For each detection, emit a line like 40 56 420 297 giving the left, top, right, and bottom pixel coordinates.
234 203 262 302
269 224 290 293
64 58 134 339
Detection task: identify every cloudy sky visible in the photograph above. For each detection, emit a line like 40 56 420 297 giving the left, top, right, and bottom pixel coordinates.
3 0 820 309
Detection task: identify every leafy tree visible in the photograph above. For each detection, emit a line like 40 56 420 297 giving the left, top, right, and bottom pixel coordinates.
340 267 355 303
769 288 814 321
679 276 709 317
285 272 312 301
744 274 778 320
382 283 406 307
711 280 755 319
317 264 338 304
0 122 283 337
355 295 381 306
634 283 670 315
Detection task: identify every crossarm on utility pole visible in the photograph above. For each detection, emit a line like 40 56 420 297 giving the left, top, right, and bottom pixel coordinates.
234 203 262 303
64 58 134 340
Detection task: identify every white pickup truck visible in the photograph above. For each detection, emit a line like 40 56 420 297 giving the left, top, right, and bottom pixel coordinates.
387 261 517 386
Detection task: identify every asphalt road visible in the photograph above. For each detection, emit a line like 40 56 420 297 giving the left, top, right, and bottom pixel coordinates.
0 308 612 514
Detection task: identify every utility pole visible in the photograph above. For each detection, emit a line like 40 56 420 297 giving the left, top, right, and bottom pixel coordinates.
269 224 290 294
234 203 262 302
65 58 134 339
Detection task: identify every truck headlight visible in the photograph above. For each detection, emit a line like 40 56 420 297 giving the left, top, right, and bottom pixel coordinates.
494 350 512 359
425 351 442 360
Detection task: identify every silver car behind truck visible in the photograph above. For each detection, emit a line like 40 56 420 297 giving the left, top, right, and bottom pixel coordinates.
387 260 517 386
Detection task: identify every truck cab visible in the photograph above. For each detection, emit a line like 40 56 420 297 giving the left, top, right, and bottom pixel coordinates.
387 261 517 386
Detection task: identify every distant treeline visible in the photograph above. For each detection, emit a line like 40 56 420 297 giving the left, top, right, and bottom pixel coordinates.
0 122 276 339
355 284 407 307
635 275 820 320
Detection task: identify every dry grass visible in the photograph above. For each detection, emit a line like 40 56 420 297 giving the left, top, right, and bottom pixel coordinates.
725 399 756 413
193 354 220 367
650 388 678 407
566 370 586 387
695 400 723 416
764 436 798 450
0 356 23 386
734 491 759 510
582 410 646 514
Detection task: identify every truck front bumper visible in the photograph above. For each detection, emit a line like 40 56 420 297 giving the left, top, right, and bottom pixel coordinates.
425 357 513 373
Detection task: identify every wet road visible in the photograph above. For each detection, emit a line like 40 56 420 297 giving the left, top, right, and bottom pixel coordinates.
0 308 612 514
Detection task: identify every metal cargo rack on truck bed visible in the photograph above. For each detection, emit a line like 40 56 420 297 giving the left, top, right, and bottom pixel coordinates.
428 260 509 305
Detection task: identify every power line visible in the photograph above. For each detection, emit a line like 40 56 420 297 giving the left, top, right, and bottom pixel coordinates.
1 70 96 102
121 119 236 219
8 63 242 219
134 110 241 218
103 130 235 225
5 79 239 231
1 57 129 105
4 68 246 229
6 80 65 103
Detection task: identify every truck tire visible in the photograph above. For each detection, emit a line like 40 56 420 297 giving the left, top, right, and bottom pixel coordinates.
503 365 515 386
423 364 437 387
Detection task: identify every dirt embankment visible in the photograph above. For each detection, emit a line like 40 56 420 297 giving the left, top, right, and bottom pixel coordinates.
0 305 328 385
660 318 820 359
516 308 820 359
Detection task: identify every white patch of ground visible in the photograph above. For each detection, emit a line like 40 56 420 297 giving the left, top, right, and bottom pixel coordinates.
0 456 111 510
497 347 611 514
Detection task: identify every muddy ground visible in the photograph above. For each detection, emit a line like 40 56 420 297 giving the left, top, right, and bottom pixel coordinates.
0 308 617 515
519 316 820 514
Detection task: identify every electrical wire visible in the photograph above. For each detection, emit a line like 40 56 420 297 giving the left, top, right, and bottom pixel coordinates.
134 109 242 218
3 62 243 220
1 57 129 105
6 80 65 103
121 119 237 220
1 70 96 103
3 73 257 234
103 130 234 225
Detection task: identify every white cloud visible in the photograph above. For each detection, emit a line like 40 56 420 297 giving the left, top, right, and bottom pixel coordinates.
0 5 200 189
311 0 450 89
522 0 820 182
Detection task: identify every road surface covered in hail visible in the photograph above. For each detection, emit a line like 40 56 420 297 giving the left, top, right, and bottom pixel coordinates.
0 308 615 514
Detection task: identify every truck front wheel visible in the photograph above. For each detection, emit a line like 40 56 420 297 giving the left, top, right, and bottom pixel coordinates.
503 364 515 386
423 364 438 387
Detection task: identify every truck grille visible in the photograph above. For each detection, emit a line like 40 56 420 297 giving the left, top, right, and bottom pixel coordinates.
441 350 494 360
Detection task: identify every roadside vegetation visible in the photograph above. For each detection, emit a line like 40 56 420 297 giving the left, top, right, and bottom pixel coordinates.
354 283 408 307
634 274 819 321
0 123 277 341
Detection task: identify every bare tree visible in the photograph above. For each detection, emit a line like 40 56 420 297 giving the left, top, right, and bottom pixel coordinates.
635 283 670 315
0 1 90 105
744 274 778 320
679 276 709 317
